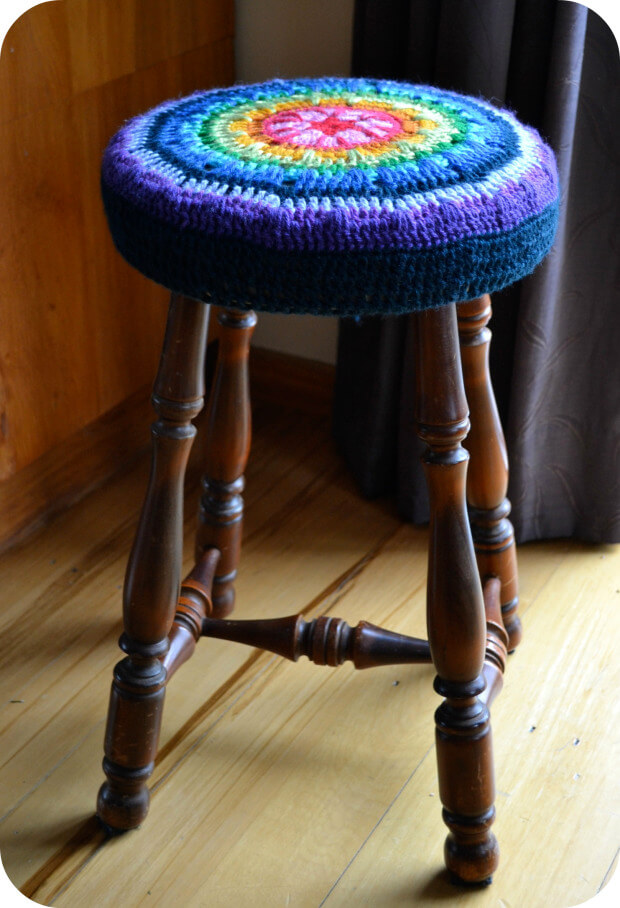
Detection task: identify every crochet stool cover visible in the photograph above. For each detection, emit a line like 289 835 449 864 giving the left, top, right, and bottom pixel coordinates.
101 77 559 315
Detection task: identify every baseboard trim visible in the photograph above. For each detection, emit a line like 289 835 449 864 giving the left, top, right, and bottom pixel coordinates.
250 346 335 415
0 385 154 555
0 349 335 554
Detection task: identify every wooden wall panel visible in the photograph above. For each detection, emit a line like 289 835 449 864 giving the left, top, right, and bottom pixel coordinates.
0 3 72 122
65 0 234 94
0 1 235 492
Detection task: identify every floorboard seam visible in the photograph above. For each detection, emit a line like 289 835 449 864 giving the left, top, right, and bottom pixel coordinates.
0 723 103 825
318 745 434 907
45 837 107 906
598 845 619 893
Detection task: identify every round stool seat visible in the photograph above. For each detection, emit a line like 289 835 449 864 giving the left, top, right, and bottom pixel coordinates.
102 77 559 316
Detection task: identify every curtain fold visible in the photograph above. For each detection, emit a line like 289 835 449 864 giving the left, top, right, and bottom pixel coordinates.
334 0 620 543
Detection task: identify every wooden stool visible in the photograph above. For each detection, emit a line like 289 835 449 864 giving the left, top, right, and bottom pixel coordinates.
97 77 559 885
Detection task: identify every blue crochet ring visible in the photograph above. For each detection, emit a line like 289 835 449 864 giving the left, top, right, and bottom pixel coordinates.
101 77 560 315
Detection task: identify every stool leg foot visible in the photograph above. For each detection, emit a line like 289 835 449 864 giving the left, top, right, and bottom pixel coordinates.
196 308 256 618
97 294 209 831
97 643 167 830
414 304 499 884
457 295 521 652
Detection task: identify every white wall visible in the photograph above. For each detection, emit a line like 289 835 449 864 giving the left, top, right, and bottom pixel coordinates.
234 0 355 364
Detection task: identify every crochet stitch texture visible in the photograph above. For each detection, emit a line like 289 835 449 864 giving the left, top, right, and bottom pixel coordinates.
101 77 560 315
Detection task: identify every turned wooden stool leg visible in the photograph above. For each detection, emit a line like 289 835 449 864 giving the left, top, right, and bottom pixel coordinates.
457 295 521 651
97 294 209 831
414 304 499 884
196 308 257 618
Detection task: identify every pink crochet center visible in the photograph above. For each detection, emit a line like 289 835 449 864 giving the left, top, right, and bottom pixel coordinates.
261 105 403 149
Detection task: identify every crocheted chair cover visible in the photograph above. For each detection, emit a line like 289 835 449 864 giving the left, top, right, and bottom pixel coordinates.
101 78 559 316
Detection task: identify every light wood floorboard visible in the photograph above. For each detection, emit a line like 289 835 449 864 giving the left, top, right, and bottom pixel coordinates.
0 396 618 907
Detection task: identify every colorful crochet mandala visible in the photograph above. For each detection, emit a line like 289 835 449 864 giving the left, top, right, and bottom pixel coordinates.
101 77 560 315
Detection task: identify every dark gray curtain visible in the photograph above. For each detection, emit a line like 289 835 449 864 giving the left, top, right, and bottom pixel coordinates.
334 0 620 543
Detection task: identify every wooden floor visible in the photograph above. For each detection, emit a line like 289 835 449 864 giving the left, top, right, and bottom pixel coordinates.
1 388 618 907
